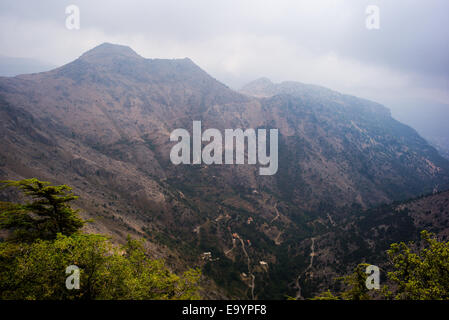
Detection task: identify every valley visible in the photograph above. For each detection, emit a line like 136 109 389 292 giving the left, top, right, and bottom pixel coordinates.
1 43 449 299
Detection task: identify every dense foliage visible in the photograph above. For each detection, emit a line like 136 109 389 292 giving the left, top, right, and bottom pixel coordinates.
0 179 201 300
387 230 449 299
0 178 85 242
313 230 449 300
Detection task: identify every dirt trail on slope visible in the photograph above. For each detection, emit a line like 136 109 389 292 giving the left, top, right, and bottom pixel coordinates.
270 202 283 245
294 237 316 300
270 202 280 223
224 237 236 255
236 234 255 300
327 213 336 227
274 230 283 245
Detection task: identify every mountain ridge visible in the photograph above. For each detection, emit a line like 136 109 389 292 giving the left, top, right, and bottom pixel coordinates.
241 77 391 117
1 43 448 299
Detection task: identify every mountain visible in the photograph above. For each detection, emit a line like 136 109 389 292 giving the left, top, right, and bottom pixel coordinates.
1 43 449 299
307 188 449 297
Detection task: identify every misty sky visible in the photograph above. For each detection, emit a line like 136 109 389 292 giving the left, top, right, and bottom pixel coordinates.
0 0 448 131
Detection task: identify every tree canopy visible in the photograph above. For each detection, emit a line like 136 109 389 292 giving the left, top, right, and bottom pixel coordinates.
0 178 201 300
0 234 201 299
313 231 449 300
0 178 85 241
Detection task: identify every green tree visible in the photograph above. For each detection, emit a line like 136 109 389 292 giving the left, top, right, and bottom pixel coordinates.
310 290 339 300
338 263 372 300
312 231 449 300
311 263 375 300
0 178 85 241
0 178 201 300
0 234 201 300
387 230 449 300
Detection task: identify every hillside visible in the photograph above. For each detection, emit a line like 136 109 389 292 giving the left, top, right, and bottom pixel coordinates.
1 43 449 299
304 189 449 297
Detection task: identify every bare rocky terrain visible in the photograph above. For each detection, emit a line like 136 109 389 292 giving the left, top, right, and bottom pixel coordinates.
1 43 448 299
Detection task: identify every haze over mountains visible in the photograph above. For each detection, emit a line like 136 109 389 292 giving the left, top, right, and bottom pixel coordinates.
0 43 448 298
0 55 55 77
391 102 449 160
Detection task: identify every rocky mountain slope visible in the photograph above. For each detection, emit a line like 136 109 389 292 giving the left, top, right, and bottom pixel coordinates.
1 43 448 299
304 189 449 298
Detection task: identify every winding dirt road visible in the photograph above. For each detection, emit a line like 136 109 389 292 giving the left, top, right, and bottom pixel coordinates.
236 234 255 300
294 237 316 300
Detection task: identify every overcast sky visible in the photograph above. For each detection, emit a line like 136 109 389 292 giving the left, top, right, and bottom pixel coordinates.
0 0 448 122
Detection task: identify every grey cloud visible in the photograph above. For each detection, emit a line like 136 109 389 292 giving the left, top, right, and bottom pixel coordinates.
0 0 447 112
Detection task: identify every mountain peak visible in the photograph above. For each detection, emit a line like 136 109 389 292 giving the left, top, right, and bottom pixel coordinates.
240 77 275 97
79 43 141 62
